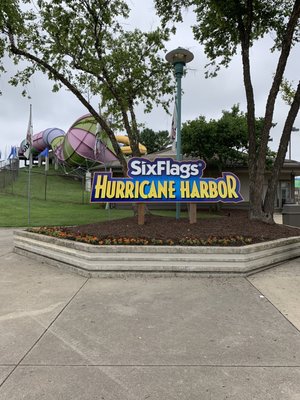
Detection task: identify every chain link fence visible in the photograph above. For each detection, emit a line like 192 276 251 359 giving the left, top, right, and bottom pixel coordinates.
0 161 90 204
0 159 19 191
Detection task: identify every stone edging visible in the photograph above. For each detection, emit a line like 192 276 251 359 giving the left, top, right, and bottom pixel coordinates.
13 230 300 277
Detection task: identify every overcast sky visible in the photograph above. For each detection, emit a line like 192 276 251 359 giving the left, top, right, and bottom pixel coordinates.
0 0 299 162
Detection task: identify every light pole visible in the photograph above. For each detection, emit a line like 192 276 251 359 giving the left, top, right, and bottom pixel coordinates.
289 126 299 160
166 47 194 219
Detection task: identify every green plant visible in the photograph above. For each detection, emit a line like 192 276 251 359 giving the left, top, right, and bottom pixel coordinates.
29 226 254 246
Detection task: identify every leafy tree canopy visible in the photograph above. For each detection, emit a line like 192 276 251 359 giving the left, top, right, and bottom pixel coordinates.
0 0 175 173
155 0 300 221
140 128 171 154
182 105 274 171
155 0 300 77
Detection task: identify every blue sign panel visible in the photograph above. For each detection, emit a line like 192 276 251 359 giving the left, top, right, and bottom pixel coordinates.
90 158 243 203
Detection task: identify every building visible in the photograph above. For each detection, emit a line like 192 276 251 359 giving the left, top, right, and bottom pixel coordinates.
295 177 300 204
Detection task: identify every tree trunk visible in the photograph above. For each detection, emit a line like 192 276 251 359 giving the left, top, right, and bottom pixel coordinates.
128 103 142 157
253 0 300 221
239 33 260 218
100 67 141 159
263 81 300 218
247 0 300 221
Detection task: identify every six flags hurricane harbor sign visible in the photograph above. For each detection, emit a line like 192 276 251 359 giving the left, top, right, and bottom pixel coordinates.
90 158 243 204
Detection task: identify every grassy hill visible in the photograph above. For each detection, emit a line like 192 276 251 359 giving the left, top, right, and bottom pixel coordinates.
0 164 220 227
0 165 131 227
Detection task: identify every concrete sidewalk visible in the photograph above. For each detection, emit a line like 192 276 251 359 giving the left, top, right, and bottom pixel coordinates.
0 229 300 399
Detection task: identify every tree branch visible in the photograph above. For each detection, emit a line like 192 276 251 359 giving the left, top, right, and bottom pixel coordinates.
257 0 300 170
7 31 128 174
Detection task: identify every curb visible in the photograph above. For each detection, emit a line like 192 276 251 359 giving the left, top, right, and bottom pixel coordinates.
13 230 300 277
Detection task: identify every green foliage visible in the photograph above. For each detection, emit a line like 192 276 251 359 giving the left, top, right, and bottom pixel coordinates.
30 226 252 246
0 165 131 226
140 128 171 154
156 0 300 220
182 105 274 170
98 28 173 118
155 0 299 77
0 0 175 168
280 78 297 106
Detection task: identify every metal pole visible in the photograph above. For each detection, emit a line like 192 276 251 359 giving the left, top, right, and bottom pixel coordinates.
10 159 14 194
28 153 32 226
175 63 183 220
44 154 49 201
26 103 33 227
289 127 299 161
176 73 182 162
82 175 85 204
165 48 194 220
44 169 48 201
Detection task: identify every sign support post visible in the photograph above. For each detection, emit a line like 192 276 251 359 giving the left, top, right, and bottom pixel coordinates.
137 203 145 225
189 203 197 224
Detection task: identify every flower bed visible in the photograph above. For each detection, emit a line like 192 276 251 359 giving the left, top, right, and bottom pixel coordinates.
29 226 253 246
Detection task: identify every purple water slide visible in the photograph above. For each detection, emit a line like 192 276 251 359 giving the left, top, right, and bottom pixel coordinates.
65 128 117 164
43 128 65 147
32 131 46 152
19 114 121 168
19 127 65 156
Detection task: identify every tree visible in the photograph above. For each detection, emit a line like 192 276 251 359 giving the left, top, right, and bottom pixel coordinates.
182 106 248 172
0 0 174 175
264 79 300 213
155 0 300 222
140 128 171 154
182 105 275 173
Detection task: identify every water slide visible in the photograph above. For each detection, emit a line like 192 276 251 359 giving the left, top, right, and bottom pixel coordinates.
19 114 147 167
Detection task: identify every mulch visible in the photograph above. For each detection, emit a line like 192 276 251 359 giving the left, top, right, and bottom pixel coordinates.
63 210 300 245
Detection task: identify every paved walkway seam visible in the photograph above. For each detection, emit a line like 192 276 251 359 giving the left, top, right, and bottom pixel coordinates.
0 278 90 390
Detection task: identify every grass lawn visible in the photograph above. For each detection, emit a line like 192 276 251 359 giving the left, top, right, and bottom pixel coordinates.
1 165 222 227
0 192 221 227
4 166 91 203
0 166 131 226
0 193 132 227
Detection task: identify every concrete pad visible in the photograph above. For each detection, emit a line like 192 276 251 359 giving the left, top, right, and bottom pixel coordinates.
0 367 13 386
249 258 300 330
22 278 300 366
1 366 300 399
0 228 14 256
0 252 86 364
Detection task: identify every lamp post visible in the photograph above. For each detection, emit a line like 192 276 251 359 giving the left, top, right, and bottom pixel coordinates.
289 126 299 160
166 47 194 219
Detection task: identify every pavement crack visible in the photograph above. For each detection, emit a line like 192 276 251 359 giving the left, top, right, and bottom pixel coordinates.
14 364 300 368
246 277 300 336
0 251 13 257
0 277 90 390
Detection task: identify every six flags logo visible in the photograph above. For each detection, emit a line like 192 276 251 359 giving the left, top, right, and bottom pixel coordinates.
90 158 244 204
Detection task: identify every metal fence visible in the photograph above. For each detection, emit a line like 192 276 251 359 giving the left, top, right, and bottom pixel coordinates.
0 161 89 204
0 159 19 191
